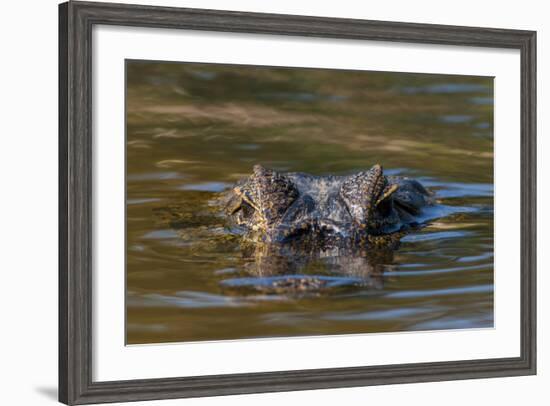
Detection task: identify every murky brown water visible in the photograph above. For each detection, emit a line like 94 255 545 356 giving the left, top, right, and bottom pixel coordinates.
126 61 494 344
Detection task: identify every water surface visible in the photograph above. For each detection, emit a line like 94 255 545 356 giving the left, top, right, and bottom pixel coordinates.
126 61 494 344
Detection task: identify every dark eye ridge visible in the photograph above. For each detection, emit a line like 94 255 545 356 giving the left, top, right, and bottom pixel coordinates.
339 164 387 223
249 165 299 225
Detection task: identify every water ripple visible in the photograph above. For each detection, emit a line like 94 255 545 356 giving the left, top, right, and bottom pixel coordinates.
325 307 438 321
140 291 249 308
401 231 473 243
420 179 494 198
385 284 493 299
401 83 489 94
127 171 183 181
388 263 490 277
179 181 232 192
221 275 363 291
439 115 474 124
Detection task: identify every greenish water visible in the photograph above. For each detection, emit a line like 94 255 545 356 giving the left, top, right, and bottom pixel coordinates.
126 61 494 344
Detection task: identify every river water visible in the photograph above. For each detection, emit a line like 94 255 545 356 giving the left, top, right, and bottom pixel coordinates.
126 61 494 344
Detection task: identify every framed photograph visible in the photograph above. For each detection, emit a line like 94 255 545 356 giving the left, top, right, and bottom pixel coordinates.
59 1 536 404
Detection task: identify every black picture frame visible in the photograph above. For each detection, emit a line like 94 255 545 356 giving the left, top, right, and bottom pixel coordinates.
59 1 537 404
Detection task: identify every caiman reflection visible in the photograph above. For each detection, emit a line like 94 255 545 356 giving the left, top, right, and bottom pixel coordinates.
221 243 393 295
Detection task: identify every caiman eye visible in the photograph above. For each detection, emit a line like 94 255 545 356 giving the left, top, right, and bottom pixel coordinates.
237 200 255 219
247 165 299 225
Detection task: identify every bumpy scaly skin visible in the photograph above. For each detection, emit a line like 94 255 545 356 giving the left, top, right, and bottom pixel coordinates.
224 164 432 250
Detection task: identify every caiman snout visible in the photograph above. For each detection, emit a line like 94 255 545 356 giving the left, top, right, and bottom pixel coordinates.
270 218 348 244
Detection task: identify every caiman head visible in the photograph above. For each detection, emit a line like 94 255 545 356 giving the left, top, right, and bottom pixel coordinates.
225 164 409 247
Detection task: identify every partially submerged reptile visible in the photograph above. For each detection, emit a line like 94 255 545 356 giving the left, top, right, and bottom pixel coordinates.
224 164 433 250
158 164 434 295
218 164 433 295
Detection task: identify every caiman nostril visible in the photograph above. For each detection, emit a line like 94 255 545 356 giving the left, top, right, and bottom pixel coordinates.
274 222 312 242
318 219 346 237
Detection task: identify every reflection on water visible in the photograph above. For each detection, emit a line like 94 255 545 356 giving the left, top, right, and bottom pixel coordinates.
126 61 494 344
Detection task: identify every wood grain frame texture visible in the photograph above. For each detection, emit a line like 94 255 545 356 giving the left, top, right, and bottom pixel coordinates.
58 1 537 404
